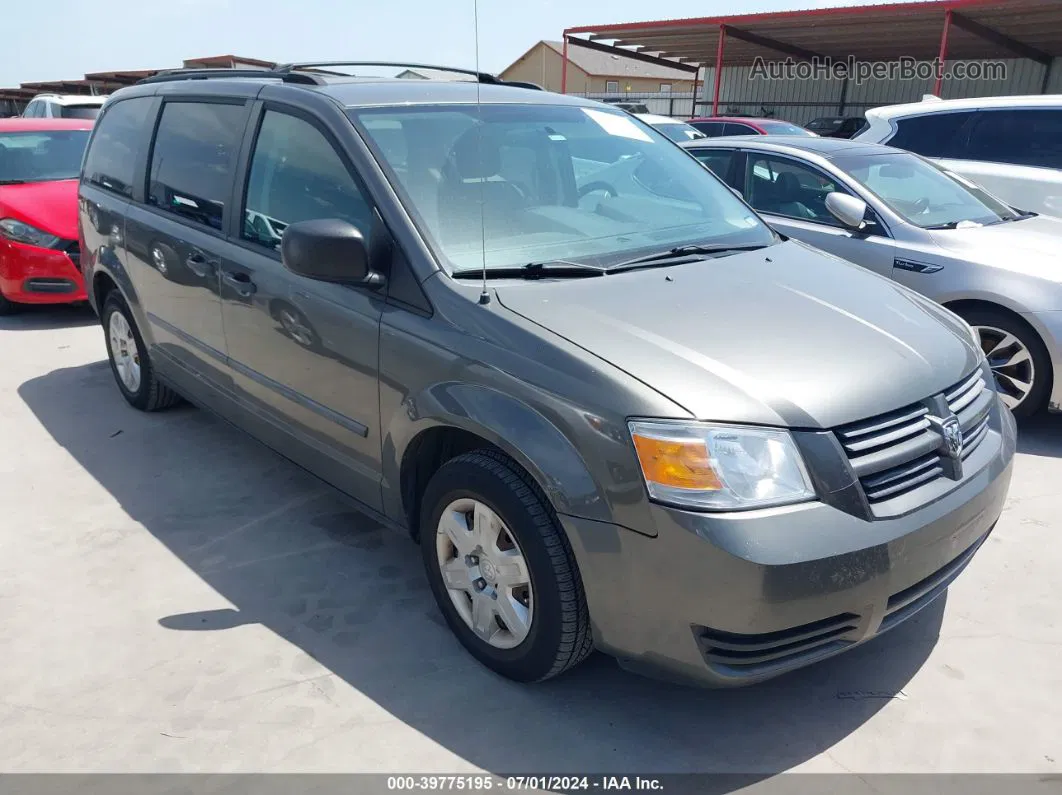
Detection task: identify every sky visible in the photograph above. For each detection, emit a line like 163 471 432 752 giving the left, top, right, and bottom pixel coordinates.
1 0 936 87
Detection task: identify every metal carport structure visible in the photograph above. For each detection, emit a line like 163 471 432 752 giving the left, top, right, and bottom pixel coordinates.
562 0 1062 116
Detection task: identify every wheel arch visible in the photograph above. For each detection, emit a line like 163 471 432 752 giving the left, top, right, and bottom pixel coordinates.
382 384 611 540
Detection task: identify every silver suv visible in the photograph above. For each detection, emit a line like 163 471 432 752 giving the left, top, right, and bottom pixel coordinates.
78 63 1016 687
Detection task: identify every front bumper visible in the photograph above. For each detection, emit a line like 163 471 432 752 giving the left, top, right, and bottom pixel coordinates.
561 401 1016 687
0 238 86 305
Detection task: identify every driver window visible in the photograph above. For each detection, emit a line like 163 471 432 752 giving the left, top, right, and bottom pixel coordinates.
745 155 842 225
243 110 373 252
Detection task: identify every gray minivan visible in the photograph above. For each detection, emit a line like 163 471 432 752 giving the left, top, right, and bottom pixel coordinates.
78 63 1015 687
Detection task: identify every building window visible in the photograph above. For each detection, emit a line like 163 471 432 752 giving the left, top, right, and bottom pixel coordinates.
660 83 672 93
605 80 619 93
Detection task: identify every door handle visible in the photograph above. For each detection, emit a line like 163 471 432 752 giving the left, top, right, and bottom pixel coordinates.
185 253 214 277
222 270 257 297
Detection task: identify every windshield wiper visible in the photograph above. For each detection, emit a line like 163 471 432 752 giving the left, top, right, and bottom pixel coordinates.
451 260 605 280
0 179 28 185
605 243 771 274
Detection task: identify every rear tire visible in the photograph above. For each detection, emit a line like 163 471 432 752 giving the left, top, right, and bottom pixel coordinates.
957 306 1051 419
102 292 182 412
420 450 594 682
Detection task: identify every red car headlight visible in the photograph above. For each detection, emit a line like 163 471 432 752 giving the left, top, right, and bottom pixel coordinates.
0 218 62 249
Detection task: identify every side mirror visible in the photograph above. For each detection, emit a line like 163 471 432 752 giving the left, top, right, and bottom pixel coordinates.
825 192 869 230
280 219 384 288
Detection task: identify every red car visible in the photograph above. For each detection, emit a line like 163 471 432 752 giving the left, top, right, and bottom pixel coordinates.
0 117 93 314
687 116 817 138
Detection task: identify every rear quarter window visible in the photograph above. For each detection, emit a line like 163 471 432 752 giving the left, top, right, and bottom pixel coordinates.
82 97 155 197
886 111 974 157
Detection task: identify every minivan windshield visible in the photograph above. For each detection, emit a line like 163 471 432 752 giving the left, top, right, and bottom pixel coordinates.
351 103 775 273
0 130 91 184
832 150 1018 228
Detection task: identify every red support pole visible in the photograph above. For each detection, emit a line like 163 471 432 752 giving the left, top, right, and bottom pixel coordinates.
561 35 570 94
934 9 952 97
712 25 727 116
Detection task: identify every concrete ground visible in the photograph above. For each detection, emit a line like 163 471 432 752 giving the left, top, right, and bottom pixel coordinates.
1 304 1060 775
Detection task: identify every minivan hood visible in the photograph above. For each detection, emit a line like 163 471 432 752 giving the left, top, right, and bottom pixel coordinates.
496 241 980 428
928 214 1062 281
0 179 78 240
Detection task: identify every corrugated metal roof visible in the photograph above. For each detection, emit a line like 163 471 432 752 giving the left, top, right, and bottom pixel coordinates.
542 40 697 80
566 0 1062 66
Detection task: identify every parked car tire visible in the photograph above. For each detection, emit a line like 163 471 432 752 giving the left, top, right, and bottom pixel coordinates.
958 306 1051 419
420 450 594 682
0 291 19 316
102 292 182 412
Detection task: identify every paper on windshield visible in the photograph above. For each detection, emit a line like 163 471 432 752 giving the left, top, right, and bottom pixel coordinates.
582 108 653 142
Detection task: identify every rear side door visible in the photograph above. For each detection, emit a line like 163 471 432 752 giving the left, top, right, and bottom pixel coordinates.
123 97 251 394
217 104 385 511
742 152 896 277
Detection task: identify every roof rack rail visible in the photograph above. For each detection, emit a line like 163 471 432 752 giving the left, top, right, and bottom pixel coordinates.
274 61 543 89
137 68 327 86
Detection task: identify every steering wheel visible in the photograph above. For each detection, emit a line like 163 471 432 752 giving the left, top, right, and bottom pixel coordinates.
911 196 931 214
578 181 619 199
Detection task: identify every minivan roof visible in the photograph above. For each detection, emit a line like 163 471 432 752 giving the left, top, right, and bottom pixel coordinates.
867 93 1062 121
112 72 604 110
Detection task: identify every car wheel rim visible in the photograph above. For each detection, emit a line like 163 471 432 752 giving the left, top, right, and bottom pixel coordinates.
435 497 533 649
973 324 1035 411
280 310 313 347
109 311 141 393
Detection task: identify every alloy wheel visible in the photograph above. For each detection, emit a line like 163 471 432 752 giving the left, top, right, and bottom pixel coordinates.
109 311 142 394
973 324 1035 411
435 497 533 649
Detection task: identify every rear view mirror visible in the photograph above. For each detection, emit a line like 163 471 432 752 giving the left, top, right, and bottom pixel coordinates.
280 219 384 288
730 185 745 200
825 192 869 230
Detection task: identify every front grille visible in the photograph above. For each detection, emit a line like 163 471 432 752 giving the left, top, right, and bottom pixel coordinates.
696 612 859 676
836 369 994 507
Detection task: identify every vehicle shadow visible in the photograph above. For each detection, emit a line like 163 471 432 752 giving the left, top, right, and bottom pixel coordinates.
0 303 97 331
1017 415 1062 458
19 361 946 778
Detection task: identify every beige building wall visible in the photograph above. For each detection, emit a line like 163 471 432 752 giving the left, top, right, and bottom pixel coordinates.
500 43 694 94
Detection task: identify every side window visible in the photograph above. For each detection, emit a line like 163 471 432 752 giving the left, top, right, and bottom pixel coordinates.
82 96 154 198
242 110 373 252
147 101 245 230
694 122 725 138
691 150 735 183
23 100 40 118
964 109 1062 169
725 123 757 136
886 111 973 157
745 155 842 224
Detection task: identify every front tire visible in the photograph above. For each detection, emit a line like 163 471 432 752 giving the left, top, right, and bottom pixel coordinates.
420 450 594 682
0 290 20 316
958 307 1051 419
102 292 181 412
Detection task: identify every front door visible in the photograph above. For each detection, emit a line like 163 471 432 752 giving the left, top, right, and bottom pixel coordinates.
219 107 385 511
743 152 896 278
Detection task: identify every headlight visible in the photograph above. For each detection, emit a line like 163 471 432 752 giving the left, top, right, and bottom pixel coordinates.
0 218 61 249
628 420 815 511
